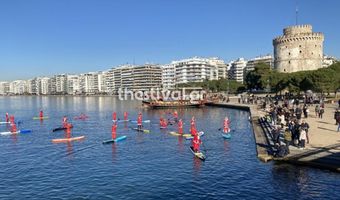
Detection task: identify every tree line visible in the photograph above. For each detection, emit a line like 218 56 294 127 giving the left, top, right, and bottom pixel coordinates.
176 62 340 94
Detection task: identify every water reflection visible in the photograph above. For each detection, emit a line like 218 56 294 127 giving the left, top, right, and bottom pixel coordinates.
193 157 202 174
177 136 184 153
223 140 230 153
66 142 73 158
111 144 117 163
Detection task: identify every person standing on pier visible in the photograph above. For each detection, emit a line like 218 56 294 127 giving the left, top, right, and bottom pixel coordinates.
336 110 340 132
315 104 320 118
300 120 310 144
299 129 307 149
318 107 324 119
137 112 142 130
178 119 183 135
112 122 117 139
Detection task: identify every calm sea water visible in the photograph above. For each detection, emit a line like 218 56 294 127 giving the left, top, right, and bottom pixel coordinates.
0 96 339 200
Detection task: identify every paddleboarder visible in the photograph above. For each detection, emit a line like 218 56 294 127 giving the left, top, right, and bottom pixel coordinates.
65 123 72 138
124 112 128 121
173 111 178 122
161 118 167 129
9 115 15 124
192 134 202 153
62 116 68 128
11 123 17 133
137 112 142 130
223 116 231 133
113 112 117 121
5 113 9 122
190 116 197 136
39 110 44 119
112 123 117 139
178 119 183 135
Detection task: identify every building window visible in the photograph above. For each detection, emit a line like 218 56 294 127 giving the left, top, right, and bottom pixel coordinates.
289 52 291 55
289 61 291 64
299 45 301 47
300 50 302 53
286 46 287 48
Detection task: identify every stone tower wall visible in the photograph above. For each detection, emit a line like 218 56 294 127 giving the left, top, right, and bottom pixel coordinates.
273 25 324 73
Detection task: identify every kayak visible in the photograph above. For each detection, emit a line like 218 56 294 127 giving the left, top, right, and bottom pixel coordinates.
130 120 151 123
222 133 232 139
185 131 205 140
169 132 191 137
102 135 127 144
132 128 150 133
0 122 10 124
52 125 73 132
52 136 85 143
190 146 206 161
0 129 32 136
33 116 49 120
160 126 167 129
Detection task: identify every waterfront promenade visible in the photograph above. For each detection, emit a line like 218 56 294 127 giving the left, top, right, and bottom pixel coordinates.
206 97 340 172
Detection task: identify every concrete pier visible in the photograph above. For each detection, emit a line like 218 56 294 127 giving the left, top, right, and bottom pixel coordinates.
205 101 340 172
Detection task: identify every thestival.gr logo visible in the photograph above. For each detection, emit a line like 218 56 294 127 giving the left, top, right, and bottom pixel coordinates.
117 88 206 101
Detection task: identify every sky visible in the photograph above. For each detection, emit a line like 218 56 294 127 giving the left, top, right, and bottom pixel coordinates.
0 0 339 81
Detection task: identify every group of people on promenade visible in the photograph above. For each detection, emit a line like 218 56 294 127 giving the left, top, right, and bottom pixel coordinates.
263 96 340 158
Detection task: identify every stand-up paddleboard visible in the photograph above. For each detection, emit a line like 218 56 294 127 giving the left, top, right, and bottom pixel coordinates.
169 132 191 137
102 135 127 144
112 119 130 123
130 120 151 123
222 133 232 139
52 125 73 132
33 116 49 120
0 122 10 124
52 136 85 143
190 146 206 161
185 131 205 140
131 128 150 133
0 129 32 136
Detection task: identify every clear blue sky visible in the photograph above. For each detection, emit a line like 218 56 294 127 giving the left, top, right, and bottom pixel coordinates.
0 0 339 81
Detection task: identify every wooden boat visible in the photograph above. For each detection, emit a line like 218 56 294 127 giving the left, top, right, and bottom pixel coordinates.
142 100 204 109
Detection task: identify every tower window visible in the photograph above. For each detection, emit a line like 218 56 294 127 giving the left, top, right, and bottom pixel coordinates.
300 50 302 53
299 45 301 47
289 52 291 55
315 45 317 47
289 61 291 64
284 69 286 72
286 46 287 48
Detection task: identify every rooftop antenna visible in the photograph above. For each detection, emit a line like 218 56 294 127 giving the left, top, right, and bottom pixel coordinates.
295 0 299 25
